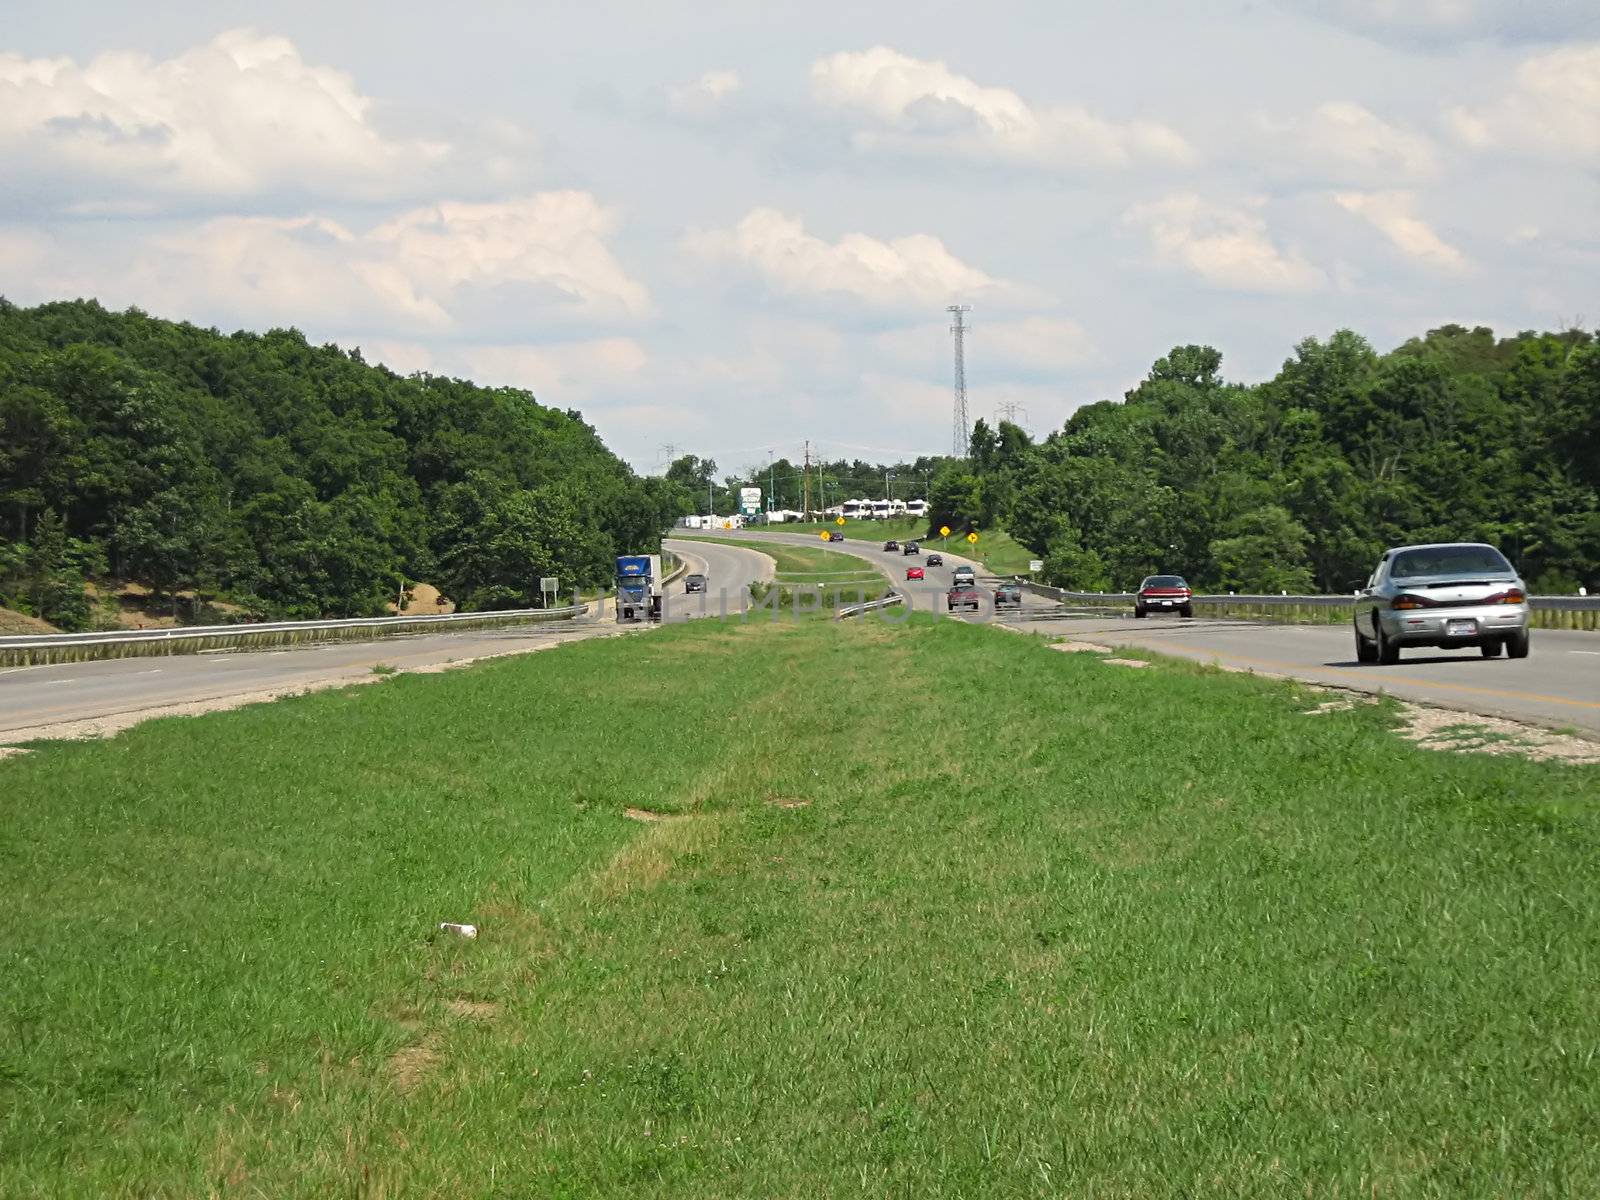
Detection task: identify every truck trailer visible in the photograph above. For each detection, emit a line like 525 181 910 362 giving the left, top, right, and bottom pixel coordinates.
615 554 664 623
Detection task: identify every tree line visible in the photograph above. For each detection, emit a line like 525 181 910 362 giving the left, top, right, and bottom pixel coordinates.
925 326 1599 594
0 300 685 628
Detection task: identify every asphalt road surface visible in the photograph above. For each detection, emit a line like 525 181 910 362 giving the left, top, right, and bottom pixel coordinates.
662 538 774 622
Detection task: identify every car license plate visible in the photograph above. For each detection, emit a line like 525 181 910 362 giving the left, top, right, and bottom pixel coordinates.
1159 599 1173 606
1446 618 1477 637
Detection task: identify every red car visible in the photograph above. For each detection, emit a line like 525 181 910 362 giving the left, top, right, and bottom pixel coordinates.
905 565 925 581
947 585 982 611
1135 574 1193 618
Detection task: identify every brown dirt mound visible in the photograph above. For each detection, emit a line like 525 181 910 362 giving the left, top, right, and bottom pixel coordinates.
0 607 58 635
389 583 455 616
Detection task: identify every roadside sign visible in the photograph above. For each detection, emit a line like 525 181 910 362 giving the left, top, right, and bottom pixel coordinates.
939 525 951 537
835 516 846 525
1028 560 1044 572
539 577 558 607
739 486 762 515
818 531 830 540
966 532 979 544
722 520 732 529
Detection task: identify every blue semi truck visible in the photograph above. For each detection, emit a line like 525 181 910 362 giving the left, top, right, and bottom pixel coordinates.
615 554 664 623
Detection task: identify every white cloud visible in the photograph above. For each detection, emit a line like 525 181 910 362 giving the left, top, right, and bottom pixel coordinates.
0 29 452 207
665 69 742 115
875 316 1096 376
1446 44 1600 162
810 46 1196 170
463 338 649 398
685 207 1025 308
1334 191 1471 272
1124 195 1326 293
1281 1 1593 45
1260 101 1439 180
7 192 651 334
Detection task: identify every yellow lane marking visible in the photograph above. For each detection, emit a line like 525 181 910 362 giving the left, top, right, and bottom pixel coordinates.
1150 640 1600 712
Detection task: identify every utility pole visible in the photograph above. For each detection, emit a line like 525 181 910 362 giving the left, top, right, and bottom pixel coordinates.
769 450 775 513
949 304 972 457
658 443 677 471
994 401 1027 428
802 441 812 519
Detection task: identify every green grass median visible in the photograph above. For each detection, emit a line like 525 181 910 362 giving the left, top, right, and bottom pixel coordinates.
4 615 1597 1196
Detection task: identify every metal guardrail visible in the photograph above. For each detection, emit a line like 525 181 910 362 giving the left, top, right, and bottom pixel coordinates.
837 591 904 619
0 603 590 666
1013 580 1600 610
1011 579 1599 630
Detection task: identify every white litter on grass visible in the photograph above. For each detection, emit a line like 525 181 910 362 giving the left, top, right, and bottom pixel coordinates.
439 922 478 938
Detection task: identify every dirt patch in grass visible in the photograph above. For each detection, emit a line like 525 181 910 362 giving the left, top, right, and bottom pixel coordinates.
624 807 684 823
1049 640 1113 654
1102 657 1151 668
1395 702 1600 765
446 999 499 1021
387 1040 442 1094
767 796 811 809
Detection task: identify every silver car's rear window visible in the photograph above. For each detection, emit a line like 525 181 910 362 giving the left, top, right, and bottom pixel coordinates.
1390 546 1512 579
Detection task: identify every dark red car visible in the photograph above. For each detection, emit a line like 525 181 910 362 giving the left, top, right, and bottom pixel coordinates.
1135 575 1192 618
947 585 982 612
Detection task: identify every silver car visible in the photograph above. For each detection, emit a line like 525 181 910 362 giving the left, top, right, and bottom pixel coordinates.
1354 542 1530 664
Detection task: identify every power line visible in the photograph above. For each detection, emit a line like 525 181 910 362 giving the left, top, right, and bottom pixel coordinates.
949 304 971 457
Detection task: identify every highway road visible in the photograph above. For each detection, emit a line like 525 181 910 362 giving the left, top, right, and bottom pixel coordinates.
689 527 1600 735
0 541 778 744
662 537 774 622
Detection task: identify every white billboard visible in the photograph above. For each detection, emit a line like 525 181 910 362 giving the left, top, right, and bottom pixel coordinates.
739 486 762 514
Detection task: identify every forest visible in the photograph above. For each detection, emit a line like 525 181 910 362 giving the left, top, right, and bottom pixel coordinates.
0 300 686 628
5 301 1597 630
923 325 1600 595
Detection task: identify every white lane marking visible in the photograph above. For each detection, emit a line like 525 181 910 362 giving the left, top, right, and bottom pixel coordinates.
1573 651 1600 656
44 678 77 685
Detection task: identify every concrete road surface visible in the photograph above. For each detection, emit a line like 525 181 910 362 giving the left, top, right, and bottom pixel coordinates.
0 540 780 743
1007 610 1600 735
687 527 1600 734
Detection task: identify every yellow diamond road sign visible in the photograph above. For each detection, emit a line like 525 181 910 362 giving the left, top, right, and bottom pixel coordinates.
939 525 951 537
818 531 830 540
835 516 846 525
967 532 979 544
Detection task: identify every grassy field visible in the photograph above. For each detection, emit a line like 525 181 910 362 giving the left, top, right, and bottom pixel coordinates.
756 519 1042 576
5 615 1599 1196
676 535 882 586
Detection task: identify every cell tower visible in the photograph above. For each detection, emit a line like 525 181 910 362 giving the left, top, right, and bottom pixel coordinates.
948 305 972 457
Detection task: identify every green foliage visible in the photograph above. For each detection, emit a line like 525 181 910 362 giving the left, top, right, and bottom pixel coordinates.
984 326 1600 593
0 299 668 619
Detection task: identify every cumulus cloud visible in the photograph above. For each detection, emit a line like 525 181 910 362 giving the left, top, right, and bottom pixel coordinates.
875 316 1096 377
685 207 1026 308
810 46 1196 170
1124 195 1326 293
1446 43 1600 163
1280 0 1593 46
1260 101 1439 181
665 69 742 115
0 29 456 209
6 192 651 334
464 338 650 397
1334 191 1471 272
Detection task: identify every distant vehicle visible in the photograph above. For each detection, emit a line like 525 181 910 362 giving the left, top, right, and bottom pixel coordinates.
947 584 982 612
1354 542 1530 664
994 583 1022 609
903 542 920 555
1135 575 1192 618
828 531 844 542
952 565 976 588
684 573 707 593
926 553 943 567
906 499 929 518
883 540 900 551
906 565 925 581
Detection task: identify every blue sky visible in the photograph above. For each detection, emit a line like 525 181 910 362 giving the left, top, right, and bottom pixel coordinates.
3 1 1597 474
